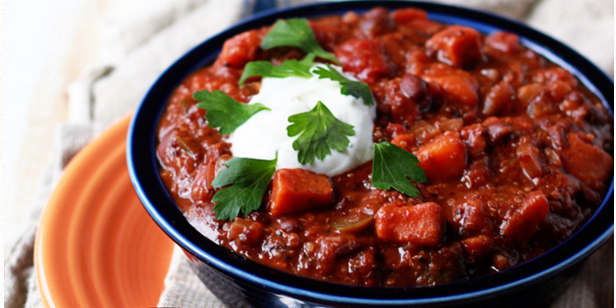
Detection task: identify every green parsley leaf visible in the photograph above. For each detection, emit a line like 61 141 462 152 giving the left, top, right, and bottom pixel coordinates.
194 90 270 135
287 101 355 165
261 18 339 64
372 142 427 197
211 155 277 221
313 65 374 106
239 53 316 85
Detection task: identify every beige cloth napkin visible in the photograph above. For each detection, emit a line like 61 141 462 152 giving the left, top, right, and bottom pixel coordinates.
4 0 614 307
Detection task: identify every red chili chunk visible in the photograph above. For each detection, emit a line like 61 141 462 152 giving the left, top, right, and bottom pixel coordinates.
375 202 443 246
268 169 333 215
156 8 614 287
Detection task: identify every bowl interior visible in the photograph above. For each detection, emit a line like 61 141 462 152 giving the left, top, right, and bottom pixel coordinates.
127 1 614 305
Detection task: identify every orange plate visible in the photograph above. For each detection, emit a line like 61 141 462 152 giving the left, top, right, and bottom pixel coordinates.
34 115 175 307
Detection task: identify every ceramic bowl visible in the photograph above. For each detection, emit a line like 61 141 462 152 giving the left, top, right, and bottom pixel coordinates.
127 1 614 307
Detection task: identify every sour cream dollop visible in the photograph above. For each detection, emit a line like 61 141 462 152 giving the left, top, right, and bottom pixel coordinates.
227 64 376 176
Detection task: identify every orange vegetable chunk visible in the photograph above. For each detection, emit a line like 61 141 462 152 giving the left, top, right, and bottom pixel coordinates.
390 8 428 24
462 235 493 262
375 202 443 246
561 133 614 191
217 30 262 68
422 65 479 106
426 25 483 68
484 31 521 54
415 132 467 182
501 191 550 243
268 169 333 215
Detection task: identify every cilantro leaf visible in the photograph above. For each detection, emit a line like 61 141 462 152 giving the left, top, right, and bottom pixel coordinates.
313 65 374 106
287 101 355 165
261 18 339 64
239 53 316 85
211 155 277 221
194 90 269 135
372 142 427 197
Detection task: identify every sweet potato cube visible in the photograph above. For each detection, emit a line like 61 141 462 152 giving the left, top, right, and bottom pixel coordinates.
415 132 467 182
461 235 493 262
268 169 333 215
390 8 428 24
561 133 614 191
501 191 550 243
484 31 521 54
422 67 479 106
426 25 483 68
375 202 443 246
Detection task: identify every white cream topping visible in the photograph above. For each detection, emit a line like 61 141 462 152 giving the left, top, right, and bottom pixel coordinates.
226 64 376 177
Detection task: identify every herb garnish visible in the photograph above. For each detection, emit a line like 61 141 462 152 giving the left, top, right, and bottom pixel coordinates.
194 90 269 135
211 155 277 220
287 101 355 165
313 65 374 106
372 142 426 197
239 54 316 85
261 18 339 64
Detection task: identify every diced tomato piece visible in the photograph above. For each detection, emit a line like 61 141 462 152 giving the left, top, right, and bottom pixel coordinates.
390 8 428 24
268 169 333 215
415 132 467 182
501 191 550 243
216 30 262 68
335 38 394 84
561 133 614 190
375 202 443 246
426 25 483 68
462 235 493 262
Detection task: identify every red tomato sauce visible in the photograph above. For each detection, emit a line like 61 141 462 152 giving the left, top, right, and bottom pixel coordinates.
156 8 613 287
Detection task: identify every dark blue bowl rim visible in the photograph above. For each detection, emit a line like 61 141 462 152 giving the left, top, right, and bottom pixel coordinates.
127 1 614 306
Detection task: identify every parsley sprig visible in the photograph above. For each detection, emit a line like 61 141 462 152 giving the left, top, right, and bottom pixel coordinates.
372 142 426 197
194 90 269 135
211 155 277 220
261 18 339 64
239 54 315 85
313 65 374 106
287 101 355 165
